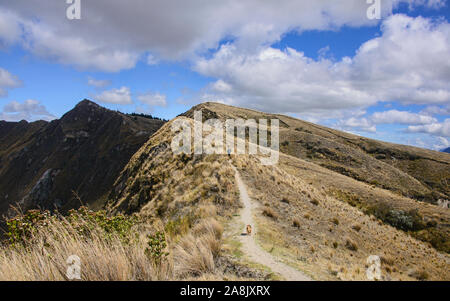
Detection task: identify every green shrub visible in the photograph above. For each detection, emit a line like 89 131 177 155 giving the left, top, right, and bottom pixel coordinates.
165 215 196 237
6 210 54 246
67 207 140 243
365 204 426 231
145 231 169 266
6 207 140 246
412 228 450 253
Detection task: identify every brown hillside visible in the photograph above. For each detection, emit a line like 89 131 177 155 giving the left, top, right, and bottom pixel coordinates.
183 102 450 203
108 104 449 280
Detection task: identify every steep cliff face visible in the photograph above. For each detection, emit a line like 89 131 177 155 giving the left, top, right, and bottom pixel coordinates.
0 100 165 215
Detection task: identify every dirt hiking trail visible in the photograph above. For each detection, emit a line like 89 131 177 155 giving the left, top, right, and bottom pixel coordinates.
231 164 312 281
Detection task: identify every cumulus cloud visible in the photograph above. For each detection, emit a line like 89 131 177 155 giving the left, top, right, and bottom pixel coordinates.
336 109 441 133
406 119 450 137
371 110 437 125
0 8 138 72
195 45 378 116
137 92 167 107
0 67 22 97
87 77 112 88
0 0 442 71
93 87 132 105
146 54 159 66
0 99 55 121
421 105 450 116
194 14 450 118
337 117 377 133
433 136 449 150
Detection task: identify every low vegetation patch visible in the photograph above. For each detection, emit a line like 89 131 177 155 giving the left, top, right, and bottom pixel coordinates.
331 189 449 253
351 224 361 232
6 207 140 246
0 207 226 280
262 207 278 220
345 239 358 252
331 218 339 226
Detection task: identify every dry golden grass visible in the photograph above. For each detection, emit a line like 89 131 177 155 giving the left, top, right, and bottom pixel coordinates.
232 154 450 281
109 118 239 221
0 211 230 281
107 112 449 281
0 217 171 280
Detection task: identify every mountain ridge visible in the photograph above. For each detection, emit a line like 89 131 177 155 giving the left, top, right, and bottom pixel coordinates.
182 102 449 203
0 99 166 216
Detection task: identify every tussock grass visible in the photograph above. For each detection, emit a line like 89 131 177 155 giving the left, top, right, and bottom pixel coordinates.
174 219 223 277
232 154 450 280
0 216 171 280
262 207 278 220
0 209 226 281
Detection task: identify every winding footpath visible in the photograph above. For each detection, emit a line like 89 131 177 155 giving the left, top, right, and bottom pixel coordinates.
231 164 312 281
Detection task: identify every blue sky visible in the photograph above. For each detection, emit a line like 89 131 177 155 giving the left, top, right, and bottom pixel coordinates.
0 0 449 150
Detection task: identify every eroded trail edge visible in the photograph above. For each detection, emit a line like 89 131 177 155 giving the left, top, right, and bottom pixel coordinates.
231 164 312 281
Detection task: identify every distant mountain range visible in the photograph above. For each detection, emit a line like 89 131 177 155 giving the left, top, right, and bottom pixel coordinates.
442 147 450 153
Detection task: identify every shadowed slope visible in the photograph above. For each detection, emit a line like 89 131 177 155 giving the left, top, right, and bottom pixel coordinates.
0 100 165 215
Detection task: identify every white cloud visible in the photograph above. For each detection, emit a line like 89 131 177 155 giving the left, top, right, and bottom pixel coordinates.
0 99 55 121
0 9 138 72
335 109 440 133
87 77 111 88
406 119 450 137
337 117 377 133
146 54 159 66
421 105 450 116
0 67 21 97
137 92 167 107
195 45 378 116
0 9 21 47
433 136 449 150
372 110 437 125
93 87 132 105
0 0 442 71
194 14 450 118
211 80 233 93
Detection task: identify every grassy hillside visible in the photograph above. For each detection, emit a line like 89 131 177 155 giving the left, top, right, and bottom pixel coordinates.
108 107 449 280
183 102 450 204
